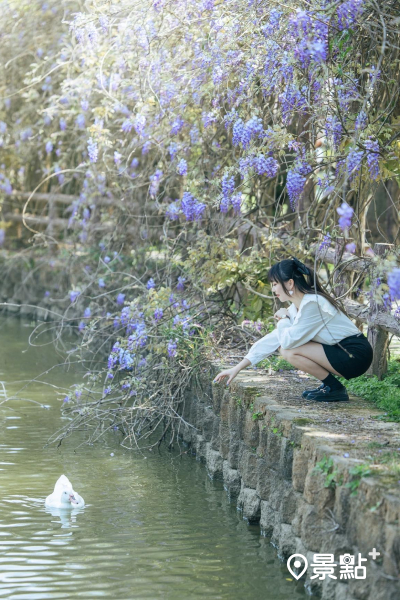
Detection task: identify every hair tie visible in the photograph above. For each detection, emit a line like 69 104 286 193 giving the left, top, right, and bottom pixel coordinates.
291 256 310 276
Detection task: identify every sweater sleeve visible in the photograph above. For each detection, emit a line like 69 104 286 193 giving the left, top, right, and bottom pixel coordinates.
276 300 336 349
243 327 281 366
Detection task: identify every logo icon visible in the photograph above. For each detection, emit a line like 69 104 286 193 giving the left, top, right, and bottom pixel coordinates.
287 554 308 580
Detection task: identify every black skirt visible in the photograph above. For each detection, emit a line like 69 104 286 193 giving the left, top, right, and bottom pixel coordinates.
321 332 373 381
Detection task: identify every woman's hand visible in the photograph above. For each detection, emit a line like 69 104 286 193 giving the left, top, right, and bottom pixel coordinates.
273 308 289 321
213 367 238 386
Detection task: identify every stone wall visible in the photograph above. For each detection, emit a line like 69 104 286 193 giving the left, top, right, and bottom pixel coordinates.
178 362 400 600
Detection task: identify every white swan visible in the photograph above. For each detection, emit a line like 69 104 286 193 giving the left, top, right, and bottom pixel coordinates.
45 475 85 509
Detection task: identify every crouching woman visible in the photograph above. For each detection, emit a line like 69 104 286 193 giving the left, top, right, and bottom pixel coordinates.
213 257 373 402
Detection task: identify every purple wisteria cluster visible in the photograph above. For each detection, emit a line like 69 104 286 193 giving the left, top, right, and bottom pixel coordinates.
346 149 364 180
177 159 187 176
319 232 332 252
388 268 400 302
337 202 354 231
364 138 380 180
165 192 206 222
232 116 265 149
254 155 279 177
325 116 342 150
149 169 163 198
219 174 242 214
337 0 364 31
286 168 306 210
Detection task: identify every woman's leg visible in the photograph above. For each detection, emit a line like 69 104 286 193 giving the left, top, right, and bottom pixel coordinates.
278 341 344 379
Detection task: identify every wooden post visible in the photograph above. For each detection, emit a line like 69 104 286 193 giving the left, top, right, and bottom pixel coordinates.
366 243 394 379
333 237 354 298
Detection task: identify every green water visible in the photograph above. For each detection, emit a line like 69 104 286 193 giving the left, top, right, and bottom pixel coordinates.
0 318 308 600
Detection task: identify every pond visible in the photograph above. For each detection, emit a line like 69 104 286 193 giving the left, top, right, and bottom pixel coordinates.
0 317 309 599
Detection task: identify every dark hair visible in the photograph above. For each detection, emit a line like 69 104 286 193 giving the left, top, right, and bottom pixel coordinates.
267 257 350 317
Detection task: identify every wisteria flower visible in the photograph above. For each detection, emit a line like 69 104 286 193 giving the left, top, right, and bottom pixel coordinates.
116 293 125 305
177 276 186 291
319 233 331 252
154 307 163 321
70 290 81 303
180 192 206 221
347 149 364 179
177 159 187 176
87 138 98 163
337 202 354 231
286 168 306 210
346 242 356 253
365 138 380 180
147 278 155 289
388 268 400 301
165 201 180 220
167 339 178 357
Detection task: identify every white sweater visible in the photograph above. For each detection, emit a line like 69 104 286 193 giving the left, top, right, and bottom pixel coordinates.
244 293 361 366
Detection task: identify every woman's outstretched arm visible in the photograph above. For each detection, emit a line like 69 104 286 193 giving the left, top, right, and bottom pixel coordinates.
213 357 252 386
213 326 284 386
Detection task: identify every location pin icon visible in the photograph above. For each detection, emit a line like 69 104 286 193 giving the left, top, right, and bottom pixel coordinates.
287 554 308 580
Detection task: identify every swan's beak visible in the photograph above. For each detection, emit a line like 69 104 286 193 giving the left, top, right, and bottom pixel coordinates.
69 494 79 505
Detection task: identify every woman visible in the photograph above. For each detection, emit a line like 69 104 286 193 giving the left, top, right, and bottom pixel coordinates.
213 257 374 402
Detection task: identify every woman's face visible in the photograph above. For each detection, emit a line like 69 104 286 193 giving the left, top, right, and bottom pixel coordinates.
271 279 293 302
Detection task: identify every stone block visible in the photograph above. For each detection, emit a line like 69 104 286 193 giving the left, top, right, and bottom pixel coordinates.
222 461 241 499
210 414 221 451
219 393 230 425
256 459 274 501
210 378 223 415
303 466 335 515
281 440 294 480
383 523 400 579
202 406 215 442
347 499 385 555
300 502 328 552
265 430 283 469
291 496 307 537
257 422 268 456
195 434 206 462
243 411 260 448
238 447 258 489
278 523 296 559
333 485 352 533
206 443 223 479
260 500 277 536
292 448 310 493
228 429 240 469
237 483 261 523
280 485 297 525
219 421 230 459
383 493 400 525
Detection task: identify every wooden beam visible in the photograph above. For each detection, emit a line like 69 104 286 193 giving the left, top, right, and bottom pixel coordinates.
6 191 122 207
3 213 68 227
343 298 400 336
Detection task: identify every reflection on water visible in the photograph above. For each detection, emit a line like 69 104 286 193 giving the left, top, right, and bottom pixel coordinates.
0 317 308 599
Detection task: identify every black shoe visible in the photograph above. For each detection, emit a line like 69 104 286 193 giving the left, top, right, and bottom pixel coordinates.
302 383 325 398
307 385 349 402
